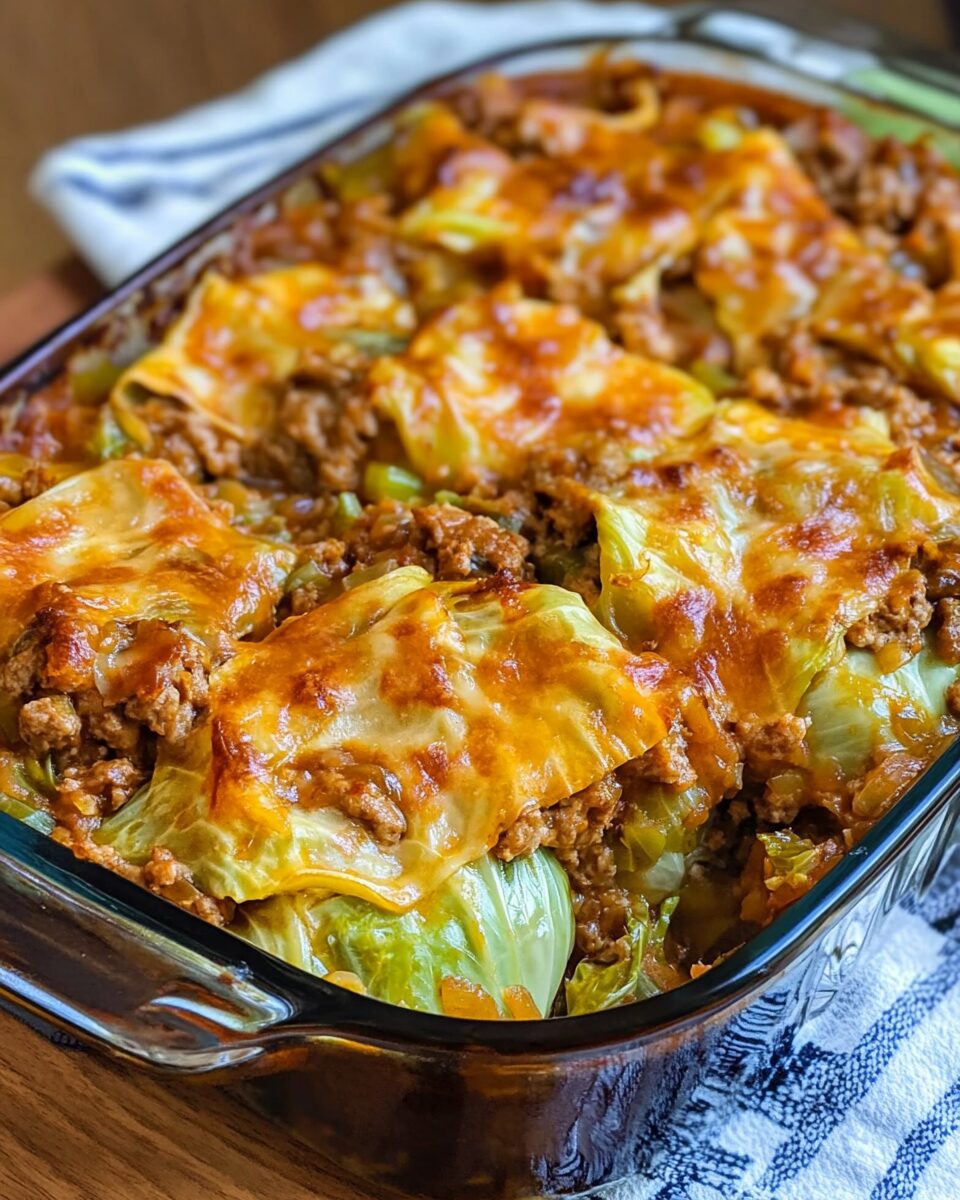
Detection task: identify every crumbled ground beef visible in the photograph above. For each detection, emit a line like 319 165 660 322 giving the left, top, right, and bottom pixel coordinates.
0 615 212 782
746 336 937 443
278 348 380 493
74 692 143 757
310 764 407 847
785 108 871 215
845 569 933 656
18 695 82 754
623 726 698 791
120 628 210 744
496 774 622 909
287 501 533 613
736 713 809 781
56 757 145 820
141 847 235 925
412 504 530 578
0 459 62 512
496 773 638 960
135 400 245 482
936 597 960 665
786 110 960 286
920 538 960 601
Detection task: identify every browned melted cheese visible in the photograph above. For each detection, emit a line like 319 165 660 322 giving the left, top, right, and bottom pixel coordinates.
0 459 296 661
100 567 677 906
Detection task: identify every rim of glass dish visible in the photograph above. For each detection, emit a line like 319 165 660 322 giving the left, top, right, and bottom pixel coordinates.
3 8 960 1059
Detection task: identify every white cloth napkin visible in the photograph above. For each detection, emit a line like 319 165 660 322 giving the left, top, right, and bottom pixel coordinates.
28 4 960 1196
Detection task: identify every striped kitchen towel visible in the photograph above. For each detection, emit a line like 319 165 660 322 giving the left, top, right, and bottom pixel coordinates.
28 3 960 1196
609 849 960 1200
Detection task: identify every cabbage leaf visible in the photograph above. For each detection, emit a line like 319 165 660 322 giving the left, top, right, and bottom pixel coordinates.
797 634 960 798
114 265 415 440
232 849 574 1018
97 566 672 907
593 401 960 721
565 896 678 1015
370 289 714 488
616 784 711 903
0 458 296 658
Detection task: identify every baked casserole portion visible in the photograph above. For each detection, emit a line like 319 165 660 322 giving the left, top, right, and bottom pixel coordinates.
5 60 960 1016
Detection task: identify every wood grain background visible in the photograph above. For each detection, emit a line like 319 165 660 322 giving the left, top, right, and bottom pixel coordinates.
0 3 955 1198
0 0 951 291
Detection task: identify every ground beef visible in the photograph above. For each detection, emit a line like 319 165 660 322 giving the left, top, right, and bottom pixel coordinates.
279 363 378 494
936 597 960 665
122 643 209 744
311 765 407 847
786 108 871 213
495 773 629 959
788 110 960 286
845 569 933 656
948 679 960 720
573 886 634 962
736 713 809 781
287 501 533 613
921 538 960 601
135 400 245 482
615 302 678 362
56 757 145 820
141 847 234 926
623 726 698 791
746 336 937 442
18 695 82 754
74 692 143 757
0 459 62 512
0 639 45 697
1 614 211 769
412 504 530 578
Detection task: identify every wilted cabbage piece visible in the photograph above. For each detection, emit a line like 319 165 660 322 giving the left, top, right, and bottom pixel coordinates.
392 101 818 312
0 747 55 834
370 287 715 488
781 634 960 824
695 129 868 366
615 784 712 905
565 895 678 1016
891 283 960 402
98 565 672 907
232 849 574 1018
0 458 296 658
113 265 415 440
594 401 960 721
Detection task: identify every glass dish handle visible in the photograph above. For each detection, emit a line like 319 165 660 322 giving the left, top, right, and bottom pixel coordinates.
0 817 350 1074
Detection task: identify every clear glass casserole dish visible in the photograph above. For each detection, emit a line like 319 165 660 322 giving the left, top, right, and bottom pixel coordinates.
4 3 960 1195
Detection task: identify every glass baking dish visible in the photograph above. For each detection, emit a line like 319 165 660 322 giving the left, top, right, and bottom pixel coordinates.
4 3 960 1196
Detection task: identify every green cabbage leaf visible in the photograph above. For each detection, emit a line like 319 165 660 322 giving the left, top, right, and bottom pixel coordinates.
593 401 960 721
798 634 960 784
97 566 670 908
565 896 678 1016
231 850 574 1018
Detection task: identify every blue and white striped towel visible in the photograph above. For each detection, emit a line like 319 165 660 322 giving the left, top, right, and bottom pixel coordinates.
29 3 960 1195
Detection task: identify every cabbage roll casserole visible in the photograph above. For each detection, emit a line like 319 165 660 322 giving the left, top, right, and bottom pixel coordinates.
5 60 960 1018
